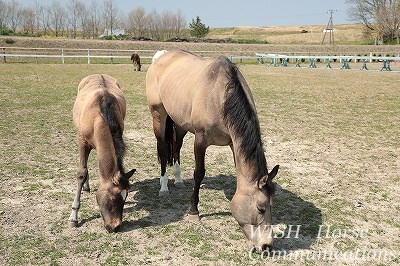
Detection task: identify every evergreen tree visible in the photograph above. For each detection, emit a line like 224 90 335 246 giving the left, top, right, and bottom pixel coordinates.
189 16 209 38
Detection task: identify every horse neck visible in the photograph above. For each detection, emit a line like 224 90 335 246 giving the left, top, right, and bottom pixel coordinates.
231 136 267 190
96 140 118 181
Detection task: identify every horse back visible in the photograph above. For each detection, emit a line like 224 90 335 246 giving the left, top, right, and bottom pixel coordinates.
146 50 234 144
73 74 126 146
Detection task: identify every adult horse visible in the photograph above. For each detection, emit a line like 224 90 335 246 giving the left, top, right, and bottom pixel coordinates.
69 74 136 232
130 53 141 71
146 50 279 252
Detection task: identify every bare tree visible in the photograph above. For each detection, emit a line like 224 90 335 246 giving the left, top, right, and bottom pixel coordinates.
347 0 400 43
67 0 85 38
87 0 101 38
0 0 8 30
146 9 161 40
20 7 35 34
103 0 119 36
127 6 148 37
7 0 22 32
174 9 187 37
48 0 66 37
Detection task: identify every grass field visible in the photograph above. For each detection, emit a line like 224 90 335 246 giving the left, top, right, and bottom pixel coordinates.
0 61 399 265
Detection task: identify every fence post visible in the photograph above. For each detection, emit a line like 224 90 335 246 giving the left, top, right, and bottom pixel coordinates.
35 48 38 64
61 49 64 64
87 49 90 64
2 48 6 63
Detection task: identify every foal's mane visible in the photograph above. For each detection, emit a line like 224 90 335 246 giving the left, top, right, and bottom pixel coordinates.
98 85 129 187
222 62 268 183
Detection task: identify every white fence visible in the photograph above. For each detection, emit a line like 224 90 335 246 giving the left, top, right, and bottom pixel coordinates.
1 47 400 71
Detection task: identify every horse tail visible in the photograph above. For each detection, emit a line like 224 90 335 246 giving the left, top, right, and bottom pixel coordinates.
98 92 126 173
164 115 175 167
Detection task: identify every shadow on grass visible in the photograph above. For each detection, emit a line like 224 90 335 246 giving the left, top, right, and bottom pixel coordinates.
121 174 322 251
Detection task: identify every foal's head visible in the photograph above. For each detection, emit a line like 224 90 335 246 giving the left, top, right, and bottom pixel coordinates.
231 165 279 252
96 169 135 232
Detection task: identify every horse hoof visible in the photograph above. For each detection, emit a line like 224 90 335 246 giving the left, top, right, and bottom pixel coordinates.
159 190 170 197
187 214 200 222
69 220 78 228
174 182 186 188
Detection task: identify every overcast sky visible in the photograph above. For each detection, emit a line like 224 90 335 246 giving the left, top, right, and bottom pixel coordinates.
20 0 350 28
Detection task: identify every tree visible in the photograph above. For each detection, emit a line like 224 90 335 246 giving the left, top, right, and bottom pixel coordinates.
189 16 209 38
346 0 400 44
103 0 119 36
48 0 66 37
127 6 148 37
67 0 85 38
0 0 8 30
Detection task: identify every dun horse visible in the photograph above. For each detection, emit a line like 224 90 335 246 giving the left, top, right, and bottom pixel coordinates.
146 50 279 252
130 53 141 71
69 74 135 232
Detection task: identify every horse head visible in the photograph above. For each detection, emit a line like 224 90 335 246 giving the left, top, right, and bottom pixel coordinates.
231 165 279 252
96 169 136 232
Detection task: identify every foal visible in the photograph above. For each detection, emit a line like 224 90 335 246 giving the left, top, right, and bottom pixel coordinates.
131 53 141 71
69 74 135 232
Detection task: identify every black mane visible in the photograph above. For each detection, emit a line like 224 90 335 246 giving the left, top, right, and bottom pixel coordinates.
98 90 129 186
222 64 268 181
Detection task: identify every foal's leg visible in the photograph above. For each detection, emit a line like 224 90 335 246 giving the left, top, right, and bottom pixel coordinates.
188 131 207 221
69 139 91 227
173 126 187 188
152 112 169 196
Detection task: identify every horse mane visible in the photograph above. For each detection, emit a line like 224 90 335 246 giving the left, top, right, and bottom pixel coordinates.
222 63 268 182
98 88 129 187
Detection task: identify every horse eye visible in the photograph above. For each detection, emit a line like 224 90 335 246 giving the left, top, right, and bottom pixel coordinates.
257 206 266 214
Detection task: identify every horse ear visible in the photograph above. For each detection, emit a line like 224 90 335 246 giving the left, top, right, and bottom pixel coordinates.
267 165 279 182
125 169 136 179
258 165 279 189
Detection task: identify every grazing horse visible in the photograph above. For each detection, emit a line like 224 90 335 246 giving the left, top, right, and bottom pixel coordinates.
69 74 136 232
146 50 279 252
130 53 141 71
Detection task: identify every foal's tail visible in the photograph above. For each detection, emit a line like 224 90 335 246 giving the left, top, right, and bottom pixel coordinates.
164 115 175 167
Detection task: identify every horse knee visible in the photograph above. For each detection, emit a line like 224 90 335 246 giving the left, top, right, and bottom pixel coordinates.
76 168 88 184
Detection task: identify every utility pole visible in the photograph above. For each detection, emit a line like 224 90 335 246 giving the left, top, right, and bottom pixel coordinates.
322 9 337 45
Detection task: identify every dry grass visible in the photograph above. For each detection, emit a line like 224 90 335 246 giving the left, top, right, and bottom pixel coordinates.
208 24 366 45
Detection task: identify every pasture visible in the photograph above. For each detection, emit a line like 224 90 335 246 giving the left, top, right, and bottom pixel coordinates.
0 61 399 265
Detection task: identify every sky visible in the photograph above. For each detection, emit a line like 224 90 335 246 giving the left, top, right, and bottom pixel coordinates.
20 0 350 28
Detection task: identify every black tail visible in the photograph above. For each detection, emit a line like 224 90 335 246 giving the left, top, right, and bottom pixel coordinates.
165 115 175 167
98 92 126 175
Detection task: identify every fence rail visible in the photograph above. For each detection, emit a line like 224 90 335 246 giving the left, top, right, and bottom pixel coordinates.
1 47 400 71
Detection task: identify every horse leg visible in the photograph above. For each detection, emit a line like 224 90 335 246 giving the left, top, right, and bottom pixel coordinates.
173 126 187 188
188 131 207 221
152 112 169 196
69 139 91 227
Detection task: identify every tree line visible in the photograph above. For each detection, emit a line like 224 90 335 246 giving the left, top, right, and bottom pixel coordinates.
0 0 188 41
347 0 400 44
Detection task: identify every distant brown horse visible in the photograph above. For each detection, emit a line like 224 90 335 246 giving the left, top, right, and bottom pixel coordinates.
69 74 135 232
146 50 279 252
131 53 141 71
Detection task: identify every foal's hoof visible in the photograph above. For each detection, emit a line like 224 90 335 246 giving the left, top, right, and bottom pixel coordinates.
174 182 186 188
159 190 170 197
69 220 78 228
187 214 200 222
